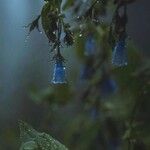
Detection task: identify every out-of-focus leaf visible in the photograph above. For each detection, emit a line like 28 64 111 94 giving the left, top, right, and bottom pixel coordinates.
29 87 55 104
74 33 86 60
123 128 131 140
53 84 72 104
62 0 74 10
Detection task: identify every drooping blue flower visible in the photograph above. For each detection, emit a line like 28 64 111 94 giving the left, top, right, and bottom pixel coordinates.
112 38 128 67
80 64 95 80
51 60 67 84
100 77 117 97
85 35 96 56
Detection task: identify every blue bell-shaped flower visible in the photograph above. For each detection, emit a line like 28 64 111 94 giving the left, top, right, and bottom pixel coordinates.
100 77 118 97
85 35 96 56
112 38 128 67
51 60 67 84
80 64 95 80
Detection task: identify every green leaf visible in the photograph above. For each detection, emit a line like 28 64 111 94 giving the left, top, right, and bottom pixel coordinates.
41 3 52 41
20 141 38 150
123 128 132 140
25 15 41 34
19 121 68 150
41 2 58 43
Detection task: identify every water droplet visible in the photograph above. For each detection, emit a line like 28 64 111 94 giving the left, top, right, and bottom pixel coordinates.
25 35 30 43
76 16 80 19
23 26 26 29
92 19 99 24
79 25 83 29
79 34 83 37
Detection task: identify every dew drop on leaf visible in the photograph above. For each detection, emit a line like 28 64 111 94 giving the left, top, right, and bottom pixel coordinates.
79 34 83 37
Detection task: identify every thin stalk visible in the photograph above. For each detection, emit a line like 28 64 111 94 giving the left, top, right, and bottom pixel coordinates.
57 19 62 55
57 1 62 55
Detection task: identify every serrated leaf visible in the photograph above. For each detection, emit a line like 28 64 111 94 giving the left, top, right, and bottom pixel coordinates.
20 141 38 150
19 121 68 150
19 121 39 143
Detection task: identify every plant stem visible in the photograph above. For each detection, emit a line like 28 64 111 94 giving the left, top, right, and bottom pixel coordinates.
57 1 62 55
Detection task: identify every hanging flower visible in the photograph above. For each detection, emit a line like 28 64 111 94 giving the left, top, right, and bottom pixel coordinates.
84 34 96 56
51 59 67 84
112 37 128 67
80 64 95 80
100 77 118 97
